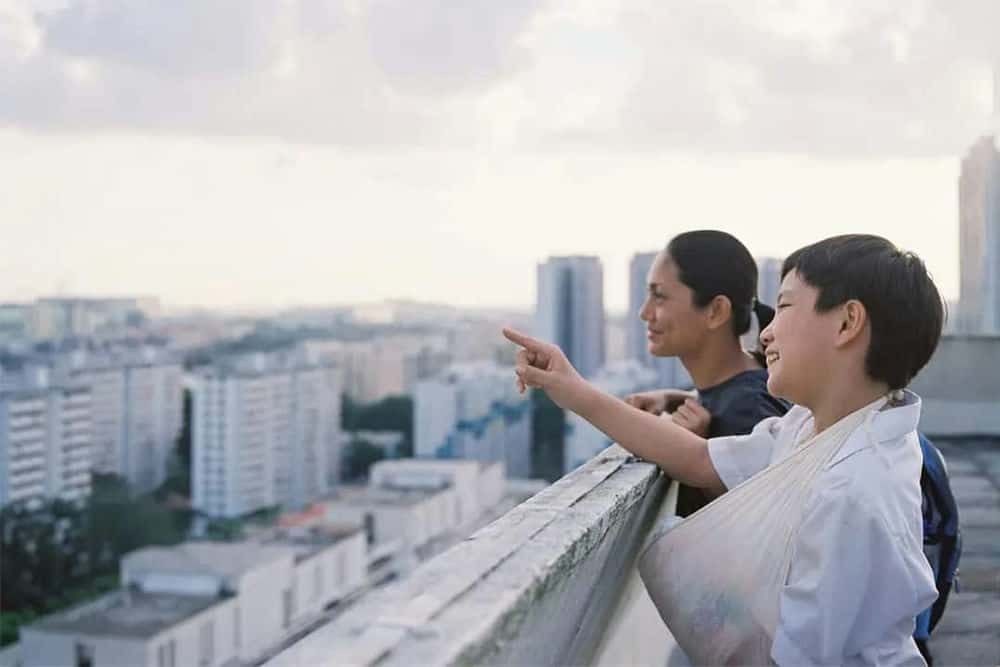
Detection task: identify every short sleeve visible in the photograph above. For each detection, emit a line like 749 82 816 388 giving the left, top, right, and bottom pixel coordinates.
707 413 783 489
771 480 936 666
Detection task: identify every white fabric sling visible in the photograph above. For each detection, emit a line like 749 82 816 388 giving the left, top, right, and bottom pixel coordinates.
637 397 890 666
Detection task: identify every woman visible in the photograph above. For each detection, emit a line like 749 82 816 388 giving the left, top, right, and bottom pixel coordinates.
624 230 788 514
504 234 941 665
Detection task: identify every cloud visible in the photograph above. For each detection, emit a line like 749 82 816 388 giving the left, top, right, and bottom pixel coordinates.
0 0 995 156
534 0 999 156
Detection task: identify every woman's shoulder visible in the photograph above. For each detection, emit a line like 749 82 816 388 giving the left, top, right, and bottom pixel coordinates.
702 370 793 437
715 369 790 415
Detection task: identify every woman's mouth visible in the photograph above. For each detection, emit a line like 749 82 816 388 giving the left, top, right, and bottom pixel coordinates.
766 350 781 365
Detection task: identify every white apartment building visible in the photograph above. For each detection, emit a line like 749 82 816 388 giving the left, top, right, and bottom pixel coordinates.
28 297 160 341
0 367 92 506
414 362 532 478
325 459 506 575
191 350 341 518
564 361 658 473
305 335 451 404
20 528 367 667
51 344 183 495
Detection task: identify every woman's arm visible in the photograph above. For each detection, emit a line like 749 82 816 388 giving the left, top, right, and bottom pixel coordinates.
503 328 725 494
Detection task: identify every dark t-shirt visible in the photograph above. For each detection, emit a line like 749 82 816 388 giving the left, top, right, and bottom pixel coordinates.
676 368 789 516
699 368 789 439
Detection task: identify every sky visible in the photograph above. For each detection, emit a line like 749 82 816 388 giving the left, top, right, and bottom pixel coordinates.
1 0 997 313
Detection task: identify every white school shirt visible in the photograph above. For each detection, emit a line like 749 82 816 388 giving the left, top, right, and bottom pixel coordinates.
707 390 938 667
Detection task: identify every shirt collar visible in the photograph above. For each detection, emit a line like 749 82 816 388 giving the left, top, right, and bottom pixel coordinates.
827 390 922 466
870 389 922 442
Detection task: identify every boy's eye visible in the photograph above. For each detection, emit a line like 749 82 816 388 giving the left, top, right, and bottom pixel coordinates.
777 303 790 310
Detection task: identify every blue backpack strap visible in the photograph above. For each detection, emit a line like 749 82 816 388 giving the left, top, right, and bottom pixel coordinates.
917 433 962 634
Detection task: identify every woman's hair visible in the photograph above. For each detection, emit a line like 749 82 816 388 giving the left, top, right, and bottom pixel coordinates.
666 230 774 366
782 234 943 390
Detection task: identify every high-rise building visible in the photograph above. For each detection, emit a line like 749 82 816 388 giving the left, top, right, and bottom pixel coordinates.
305 335 451 404
536 256 606 379
414 362 532 478
958 135 1000 333
626 252 692 389
0 367 92 506
191 349 341 518
27 297 160 341
52 344 183 495
0 304 30 347
756 257 783 309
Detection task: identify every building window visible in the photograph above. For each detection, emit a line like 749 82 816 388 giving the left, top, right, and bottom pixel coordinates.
75 642 95 667
199 620 214 666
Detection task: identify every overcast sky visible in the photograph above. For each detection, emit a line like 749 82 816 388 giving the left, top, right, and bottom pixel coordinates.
1 0 997 312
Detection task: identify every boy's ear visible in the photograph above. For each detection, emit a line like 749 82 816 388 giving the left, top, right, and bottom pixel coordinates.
835 299 868 348
706 295 733 331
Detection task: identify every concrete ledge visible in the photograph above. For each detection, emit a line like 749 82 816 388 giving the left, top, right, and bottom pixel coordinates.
265 445 668 667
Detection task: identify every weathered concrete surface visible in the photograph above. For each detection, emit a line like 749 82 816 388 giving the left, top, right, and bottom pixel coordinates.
929 438 1000 667
264 445 669 667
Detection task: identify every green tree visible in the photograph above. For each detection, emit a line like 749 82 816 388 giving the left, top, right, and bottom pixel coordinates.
0 474 186 647
342 395 414 458
156 389 193 500
341 440 387 480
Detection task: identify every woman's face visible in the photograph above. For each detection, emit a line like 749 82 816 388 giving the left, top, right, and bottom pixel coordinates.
759 269 839 405
639 252 711 358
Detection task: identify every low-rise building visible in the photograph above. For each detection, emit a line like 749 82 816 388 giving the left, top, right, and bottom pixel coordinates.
19 526 366 667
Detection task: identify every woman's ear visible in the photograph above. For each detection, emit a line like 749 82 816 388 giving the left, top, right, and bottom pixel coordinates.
706 295 733 331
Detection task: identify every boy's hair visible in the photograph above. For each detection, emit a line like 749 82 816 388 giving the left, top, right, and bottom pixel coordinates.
782 235 943 390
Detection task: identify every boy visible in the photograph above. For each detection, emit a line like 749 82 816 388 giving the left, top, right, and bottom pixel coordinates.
504 234 942 665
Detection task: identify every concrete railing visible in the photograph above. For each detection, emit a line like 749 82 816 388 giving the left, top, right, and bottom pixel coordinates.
265 446 677 666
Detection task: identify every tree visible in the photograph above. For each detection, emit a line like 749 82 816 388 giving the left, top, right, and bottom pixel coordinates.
0 474 185 647
341 440 387 481
342 395 414 457
156 389 192 500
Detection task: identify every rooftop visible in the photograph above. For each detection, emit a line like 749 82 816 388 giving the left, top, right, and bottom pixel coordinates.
260 524 364 562
921 437 1000 666
123 541 292 580
30 588 229 639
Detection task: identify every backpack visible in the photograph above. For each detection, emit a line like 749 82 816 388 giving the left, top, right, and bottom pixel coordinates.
915 433 962 638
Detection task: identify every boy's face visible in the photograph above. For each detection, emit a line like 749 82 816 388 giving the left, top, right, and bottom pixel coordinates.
759 270 841 406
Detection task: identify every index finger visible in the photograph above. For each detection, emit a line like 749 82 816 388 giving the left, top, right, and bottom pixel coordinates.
502 327 549 352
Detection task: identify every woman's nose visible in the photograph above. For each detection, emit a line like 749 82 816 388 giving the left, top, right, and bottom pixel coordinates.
639 298 652 322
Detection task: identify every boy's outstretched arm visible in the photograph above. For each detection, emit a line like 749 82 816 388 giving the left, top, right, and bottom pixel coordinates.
503 327 725 495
